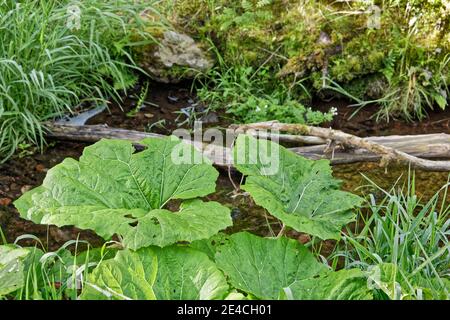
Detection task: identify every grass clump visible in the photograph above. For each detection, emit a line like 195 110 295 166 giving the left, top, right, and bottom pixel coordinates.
0 234 115 301
0 0 161 161
329 173 450 300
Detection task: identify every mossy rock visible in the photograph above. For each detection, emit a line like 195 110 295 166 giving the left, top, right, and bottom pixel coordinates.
131 10 214 83
159 0 450 114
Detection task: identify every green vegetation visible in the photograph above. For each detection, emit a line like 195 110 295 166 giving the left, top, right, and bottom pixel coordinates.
329 173 450 300
2 0 448 162
0 238 117 300
0 0 160 161
14 137 232 250
195 58 336 124
0 137 446 300
0 1 448 301
234 135 362 239
163 0 450 120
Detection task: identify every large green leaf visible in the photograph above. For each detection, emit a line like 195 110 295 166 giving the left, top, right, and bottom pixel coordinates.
214 232 328 299
233 135 363 240
15 138 232 249
81 246 229 300
0 245 30 297
285 269 372 300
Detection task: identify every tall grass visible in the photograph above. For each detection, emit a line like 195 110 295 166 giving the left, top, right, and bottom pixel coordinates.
0 0 161 161
329 173 449 300
2 234 116 300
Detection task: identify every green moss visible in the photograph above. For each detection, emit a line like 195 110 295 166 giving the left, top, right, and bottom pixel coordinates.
158 0 450 119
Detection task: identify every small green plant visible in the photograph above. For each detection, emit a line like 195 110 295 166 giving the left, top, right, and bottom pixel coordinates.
196 54 335 125
126 82 150 117
227 95 335 125
16 143 36 159
0 238 116 300
145 119 167 132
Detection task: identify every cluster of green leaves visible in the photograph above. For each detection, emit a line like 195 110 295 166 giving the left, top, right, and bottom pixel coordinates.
227 95 335 125
0 240 117 300
2 136 370 300
0 0 162 161
196 62 335 125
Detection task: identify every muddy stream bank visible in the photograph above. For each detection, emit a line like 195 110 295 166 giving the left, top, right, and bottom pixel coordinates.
0 81 449 251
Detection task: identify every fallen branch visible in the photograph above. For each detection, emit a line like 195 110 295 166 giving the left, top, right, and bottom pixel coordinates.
231 121 450 171
46 123 450 171
45 123 231 168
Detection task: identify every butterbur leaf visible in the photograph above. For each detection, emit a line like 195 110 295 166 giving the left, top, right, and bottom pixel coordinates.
81 246 229 300
189 232 230 260
214 232 328 299
233 135 363 240
13 186 46 223
0 245 30 297
120 200 231 248
15 138 232 250
285 269 373 300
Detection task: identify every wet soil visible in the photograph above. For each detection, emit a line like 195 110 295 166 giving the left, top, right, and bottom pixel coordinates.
87 81 450 138
315 98 450 137
1 81 449 251
87 81 230 135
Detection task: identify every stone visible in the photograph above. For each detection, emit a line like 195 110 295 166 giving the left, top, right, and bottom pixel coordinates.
138 30 214 83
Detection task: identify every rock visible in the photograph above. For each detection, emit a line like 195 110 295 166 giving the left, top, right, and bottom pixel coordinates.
199 111 219 124
35 164 47 173
137 30 214 83
297 234 311 244
20 185 32 194
230 208 242 221
0 198 12 206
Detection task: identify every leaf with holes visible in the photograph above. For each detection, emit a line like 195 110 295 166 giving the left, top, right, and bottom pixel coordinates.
284 269 372 300
233 135 363 240
80 246 229 300
214 232 328 299
213 232 372 300
15 137 232 249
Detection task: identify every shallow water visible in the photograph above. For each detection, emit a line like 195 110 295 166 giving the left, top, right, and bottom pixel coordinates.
205 163 450 239
1 80 449 248
0 140 448 249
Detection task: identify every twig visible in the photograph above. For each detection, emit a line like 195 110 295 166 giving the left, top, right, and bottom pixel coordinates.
277 224 286 238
